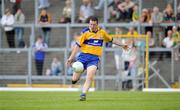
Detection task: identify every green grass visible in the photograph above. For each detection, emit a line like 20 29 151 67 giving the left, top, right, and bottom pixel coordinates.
0 91 180 110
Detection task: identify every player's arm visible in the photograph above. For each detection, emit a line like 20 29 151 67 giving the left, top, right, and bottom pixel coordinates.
66 44 80 67
66 32 86 67
103 30 128 49
112 39 125 47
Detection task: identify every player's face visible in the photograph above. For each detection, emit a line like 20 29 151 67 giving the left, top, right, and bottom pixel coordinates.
89 20 98 32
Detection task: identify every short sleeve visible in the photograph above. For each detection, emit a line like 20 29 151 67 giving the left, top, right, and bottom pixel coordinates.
76 32 87 47
103 30 113 42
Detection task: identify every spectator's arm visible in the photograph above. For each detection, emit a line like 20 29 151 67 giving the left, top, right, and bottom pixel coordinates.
40 43 48 51
20 14 25 24
1 16 6 26
48 14 52 23
6 15 15 26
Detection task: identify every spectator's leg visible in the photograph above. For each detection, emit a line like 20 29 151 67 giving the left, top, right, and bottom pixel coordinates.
44 0 50 8
94 0 104 10
36 60 44 75
40 28 45 41
44 30 50 45
126 8 133 20
15 28 19 47
130 65 137 90
114 51 120 71
6 30 15 48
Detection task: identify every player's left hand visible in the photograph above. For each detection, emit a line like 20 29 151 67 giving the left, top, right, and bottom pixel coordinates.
122 44 129 50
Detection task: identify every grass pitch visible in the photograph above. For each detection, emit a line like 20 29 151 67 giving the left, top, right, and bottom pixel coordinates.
0 91 180 110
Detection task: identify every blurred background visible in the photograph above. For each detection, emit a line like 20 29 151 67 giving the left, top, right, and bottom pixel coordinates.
0 0 180 91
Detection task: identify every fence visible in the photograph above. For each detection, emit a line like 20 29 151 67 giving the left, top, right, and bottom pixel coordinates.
0 0 180 90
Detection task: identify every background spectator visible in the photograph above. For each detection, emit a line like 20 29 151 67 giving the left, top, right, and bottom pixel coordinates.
163 3 175 37
132 4 139 23
140 8 152 33
163 3 175 23
117 0 134 21
159 30 174 60
121 40 138 90
176 7 180 23
151 6 163 24
14 8 25 48
78 0 94 23
38 0 50 9
94 0 113 10
140 8 151 24
147 31 155 48
112 27 123 72
10 0 22 15
127 27 138 36
39 9 52 45
151 6 163 47
172 26 180 61
59 0 72 23
46 57 63 76
1 9 15 48
147 31 155 60
108 0 121 22
33 36 48 75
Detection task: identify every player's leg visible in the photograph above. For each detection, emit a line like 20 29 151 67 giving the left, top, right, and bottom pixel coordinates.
72 72 81 84
80 65 97 101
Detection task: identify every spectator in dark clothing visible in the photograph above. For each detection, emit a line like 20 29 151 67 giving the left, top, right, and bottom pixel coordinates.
39 9 52 45
176 7 180 23
10 0 22 15
108 0 121 22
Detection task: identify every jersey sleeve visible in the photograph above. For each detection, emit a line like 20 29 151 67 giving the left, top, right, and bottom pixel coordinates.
76 32 87 47
103 30 113 42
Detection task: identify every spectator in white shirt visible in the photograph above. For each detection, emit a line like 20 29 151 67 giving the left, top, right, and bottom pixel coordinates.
78 0 94 23
159 30 174 60
162 30 174 48
1 9 15 48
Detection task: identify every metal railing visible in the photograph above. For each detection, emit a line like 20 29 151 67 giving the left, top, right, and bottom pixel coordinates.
0 0 180 90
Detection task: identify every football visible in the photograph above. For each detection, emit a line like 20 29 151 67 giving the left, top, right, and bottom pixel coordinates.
72 61 84 73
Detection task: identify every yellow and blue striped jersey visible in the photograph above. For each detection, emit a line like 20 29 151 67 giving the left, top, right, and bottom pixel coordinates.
76 28 112 56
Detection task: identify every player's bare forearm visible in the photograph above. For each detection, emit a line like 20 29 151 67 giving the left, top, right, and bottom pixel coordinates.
112 39 126 48
67 45 80 66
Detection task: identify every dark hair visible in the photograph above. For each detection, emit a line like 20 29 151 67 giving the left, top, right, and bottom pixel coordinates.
88 16 98 24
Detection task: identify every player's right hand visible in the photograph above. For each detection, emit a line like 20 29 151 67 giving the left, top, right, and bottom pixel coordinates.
66 58 73 67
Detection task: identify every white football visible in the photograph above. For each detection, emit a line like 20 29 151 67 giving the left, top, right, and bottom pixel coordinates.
72 61 84 73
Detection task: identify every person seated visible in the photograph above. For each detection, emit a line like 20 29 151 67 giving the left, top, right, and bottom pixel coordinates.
151 6 163 24
163 3 175 23
59 0 72 23
132 4 139 23
46 57 63 76
117 0 134 21
107 0 121 22
78 0 95 23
